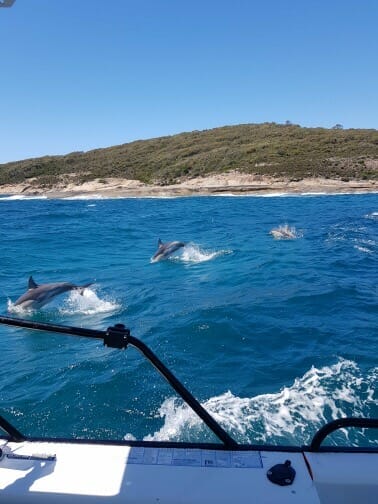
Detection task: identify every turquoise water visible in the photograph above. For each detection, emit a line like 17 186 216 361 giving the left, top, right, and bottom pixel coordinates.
0 193 377 447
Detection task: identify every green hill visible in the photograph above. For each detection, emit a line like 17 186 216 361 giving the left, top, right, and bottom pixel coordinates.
1 123 377 188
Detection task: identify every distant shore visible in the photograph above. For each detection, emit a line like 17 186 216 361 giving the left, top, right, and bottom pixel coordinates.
0 173 377 198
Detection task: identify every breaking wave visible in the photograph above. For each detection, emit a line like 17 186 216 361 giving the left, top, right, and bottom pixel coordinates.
0 194 47 201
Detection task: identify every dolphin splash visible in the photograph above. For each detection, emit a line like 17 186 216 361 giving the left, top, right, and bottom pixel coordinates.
151 238 186 262
269 224 297 240
12 276 93 310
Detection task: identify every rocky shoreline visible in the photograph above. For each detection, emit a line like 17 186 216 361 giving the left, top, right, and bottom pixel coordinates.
0 173 377 198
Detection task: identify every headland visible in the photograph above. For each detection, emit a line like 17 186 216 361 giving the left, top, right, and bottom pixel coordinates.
0 172 376 199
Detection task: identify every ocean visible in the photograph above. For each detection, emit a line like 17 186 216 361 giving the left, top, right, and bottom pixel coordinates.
0 193 377 448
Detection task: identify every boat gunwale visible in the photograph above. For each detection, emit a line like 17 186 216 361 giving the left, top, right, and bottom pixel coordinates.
1 434 377 454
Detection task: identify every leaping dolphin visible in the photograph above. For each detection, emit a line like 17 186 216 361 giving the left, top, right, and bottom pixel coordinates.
13 276 93 310
151 238 186 262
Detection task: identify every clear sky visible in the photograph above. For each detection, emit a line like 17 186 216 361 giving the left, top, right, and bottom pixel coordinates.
1 0 377 164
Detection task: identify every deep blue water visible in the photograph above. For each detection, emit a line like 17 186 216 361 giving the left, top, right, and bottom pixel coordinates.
0 193 377 447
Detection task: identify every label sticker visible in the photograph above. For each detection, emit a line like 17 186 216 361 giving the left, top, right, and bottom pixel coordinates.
127 447 262 468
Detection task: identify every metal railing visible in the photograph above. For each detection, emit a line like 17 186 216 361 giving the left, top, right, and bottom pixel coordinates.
310 417 378 451
0 316 238 448
1 316 377 453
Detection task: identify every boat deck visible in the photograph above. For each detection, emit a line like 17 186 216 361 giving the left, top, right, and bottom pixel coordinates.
1 439 377 503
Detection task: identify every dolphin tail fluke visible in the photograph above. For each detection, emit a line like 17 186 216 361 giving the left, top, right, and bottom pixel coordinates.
76 282 93 295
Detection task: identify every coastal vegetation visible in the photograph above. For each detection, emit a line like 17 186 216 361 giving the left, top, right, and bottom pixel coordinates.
1 123 377 189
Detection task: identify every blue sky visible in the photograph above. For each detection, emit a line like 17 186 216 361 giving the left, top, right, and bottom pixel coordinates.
1 0 377 164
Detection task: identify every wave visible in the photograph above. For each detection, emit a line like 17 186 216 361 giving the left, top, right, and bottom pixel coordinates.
140 360 377 446
209 192 296 198
62 194 105 200
209 192 330 198
0 194 47 201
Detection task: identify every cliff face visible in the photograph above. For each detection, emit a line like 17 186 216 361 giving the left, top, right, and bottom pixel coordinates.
1 123 377 189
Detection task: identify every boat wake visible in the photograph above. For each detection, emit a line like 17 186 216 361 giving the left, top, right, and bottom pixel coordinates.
139 359 377 446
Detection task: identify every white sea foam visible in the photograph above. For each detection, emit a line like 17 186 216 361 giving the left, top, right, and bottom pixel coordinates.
59 288 121 315
354 245 373 254
260 192 293 197
211 192 295 198
142 360 377 445
301 192 329 196
178 243 232 263
7 299 32 314
211 192 312 198
210 193 245 197
62 194 105 200
7 287 120 315
151 243 231 264
0 194 47 201
364 211 378 220
327 222 376 253
269 224 302 240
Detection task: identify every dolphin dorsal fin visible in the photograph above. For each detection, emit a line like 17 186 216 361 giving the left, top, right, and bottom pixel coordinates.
158 238 163 248
28 276 38 289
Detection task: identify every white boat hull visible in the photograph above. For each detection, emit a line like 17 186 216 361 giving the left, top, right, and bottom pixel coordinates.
1 438 377 503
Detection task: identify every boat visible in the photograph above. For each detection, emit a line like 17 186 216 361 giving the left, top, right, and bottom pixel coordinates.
0 315 377 503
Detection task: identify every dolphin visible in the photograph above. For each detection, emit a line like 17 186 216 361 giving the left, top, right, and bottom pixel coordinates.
269 224 296 240
13 276 93 310
151 238 186 262
0 1 16 7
